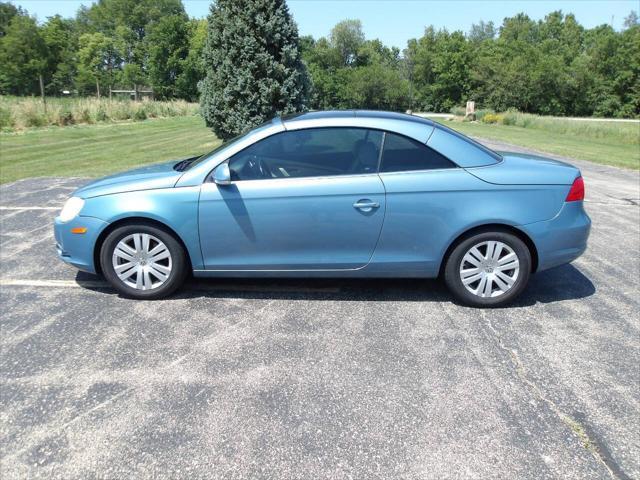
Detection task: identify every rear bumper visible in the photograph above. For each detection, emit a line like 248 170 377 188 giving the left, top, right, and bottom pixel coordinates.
520 201 591 272
54 216 108 274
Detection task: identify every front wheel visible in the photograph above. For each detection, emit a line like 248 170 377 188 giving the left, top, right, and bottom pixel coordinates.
444 231 531 307
100 224 188 299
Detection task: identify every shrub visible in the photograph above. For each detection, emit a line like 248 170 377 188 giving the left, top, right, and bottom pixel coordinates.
19 103 47 128
75 107 89 123
481 113 503 124
0 106 11 129
501 110 518 126
133 106 147 121
95 107 107 122
450 106 466 117
57 109 75 126
475 108 495 122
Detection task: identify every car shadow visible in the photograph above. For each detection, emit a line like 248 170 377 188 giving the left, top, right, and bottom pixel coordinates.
76 263 595 308
217 183 256 242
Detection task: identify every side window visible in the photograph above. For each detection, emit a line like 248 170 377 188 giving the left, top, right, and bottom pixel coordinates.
380 132 455 172
228 128 383 181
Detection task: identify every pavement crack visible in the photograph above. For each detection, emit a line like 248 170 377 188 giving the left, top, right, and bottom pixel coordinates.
598 194 640 207
584 200 638 207
483 315 631 480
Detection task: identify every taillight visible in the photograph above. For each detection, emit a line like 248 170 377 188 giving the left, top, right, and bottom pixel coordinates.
565 176 584 202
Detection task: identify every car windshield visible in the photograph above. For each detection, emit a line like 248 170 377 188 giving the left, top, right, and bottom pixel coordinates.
183 120 278 171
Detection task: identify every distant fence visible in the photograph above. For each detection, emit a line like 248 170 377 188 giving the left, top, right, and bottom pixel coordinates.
109 86 154 101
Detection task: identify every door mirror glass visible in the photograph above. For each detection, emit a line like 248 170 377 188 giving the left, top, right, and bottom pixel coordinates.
213 163 231 185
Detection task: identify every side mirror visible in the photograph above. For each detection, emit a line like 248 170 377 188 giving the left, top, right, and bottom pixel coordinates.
213 163 231 185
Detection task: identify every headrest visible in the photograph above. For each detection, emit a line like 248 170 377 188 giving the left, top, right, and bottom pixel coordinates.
355 140 379 170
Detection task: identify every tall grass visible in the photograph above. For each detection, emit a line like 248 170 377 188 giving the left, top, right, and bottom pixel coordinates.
472 110 639 145
499 111 639 145
0 96 199 131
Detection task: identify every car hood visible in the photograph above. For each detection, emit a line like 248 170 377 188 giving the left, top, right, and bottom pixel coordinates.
73 158 193 198
467 152 580 185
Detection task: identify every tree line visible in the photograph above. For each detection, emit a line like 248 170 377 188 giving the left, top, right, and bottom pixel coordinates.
0 0 638 122
0 0 206 101
301 12 639 118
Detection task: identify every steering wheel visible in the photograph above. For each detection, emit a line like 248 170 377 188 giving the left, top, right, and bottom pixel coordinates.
243 155 272 179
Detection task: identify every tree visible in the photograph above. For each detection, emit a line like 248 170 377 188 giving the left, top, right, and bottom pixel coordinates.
0 12 48 95
341 63 410 110
146 13 190 98
0 1 20 37
200 0 310 139
406 27 472 111
469 21 495 42
616 22 640 116
302 19 410 111
623 11 639 29
41 15 79 94
329 19 365 66
176 18 208 101
76 0 186 88
77 32 121 97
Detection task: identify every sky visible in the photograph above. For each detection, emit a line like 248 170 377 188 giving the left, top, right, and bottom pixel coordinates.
11 0 639 49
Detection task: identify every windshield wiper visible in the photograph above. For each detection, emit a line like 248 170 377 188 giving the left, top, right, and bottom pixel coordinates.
173 156 199 172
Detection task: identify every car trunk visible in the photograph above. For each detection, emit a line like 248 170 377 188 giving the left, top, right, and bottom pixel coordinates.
465 152 580 185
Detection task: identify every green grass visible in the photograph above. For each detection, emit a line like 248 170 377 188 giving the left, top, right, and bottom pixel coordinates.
0 116 220 183
435 119 639 169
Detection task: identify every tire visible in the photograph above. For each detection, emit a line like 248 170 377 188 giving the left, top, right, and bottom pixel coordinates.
100 223 188 299
444 231 531 308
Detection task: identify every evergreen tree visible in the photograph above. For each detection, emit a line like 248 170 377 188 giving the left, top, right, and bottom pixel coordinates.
200 0 310 139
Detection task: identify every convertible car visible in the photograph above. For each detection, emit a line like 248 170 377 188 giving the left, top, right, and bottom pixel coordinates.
54 110 590 307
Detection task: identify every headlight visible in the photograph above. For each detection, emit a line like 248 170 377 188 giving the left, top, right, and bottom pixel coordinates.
59 197 85 222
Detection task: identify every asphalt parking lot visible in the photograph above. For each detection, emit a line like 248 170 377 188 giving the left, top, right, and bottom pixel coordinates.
1 141 639 479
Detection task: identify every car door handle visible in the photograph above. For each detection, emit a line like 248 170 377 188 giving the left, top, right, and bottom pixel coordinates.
353 200 380 211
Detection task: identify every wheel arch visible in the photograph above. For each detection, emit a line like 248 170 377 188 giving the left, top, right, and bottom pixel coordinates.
93 217 193 276
439 223 539 277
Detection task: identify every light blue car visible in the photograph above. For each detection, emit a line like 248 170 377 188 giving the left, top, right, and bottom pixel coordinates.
54 111 590 306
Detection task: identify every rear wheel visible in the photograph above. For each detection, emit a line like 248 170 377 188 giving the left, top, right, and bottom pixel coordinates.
444 231 531 307
100 224 188 299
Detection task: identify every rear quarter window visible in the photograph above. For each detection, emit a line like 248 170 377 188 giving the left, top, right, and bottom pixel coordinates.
427 125 501 168
380 132 456 172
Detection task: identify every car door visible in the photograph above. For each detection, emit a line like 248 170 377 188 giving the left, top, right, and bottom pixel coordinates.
198 127 386 271
372 131 466 275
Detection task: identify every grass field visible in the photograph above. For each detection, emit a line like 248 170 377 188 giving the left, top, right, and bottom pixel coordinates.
1 113 638 184
438 119 639 169
0 116 220 183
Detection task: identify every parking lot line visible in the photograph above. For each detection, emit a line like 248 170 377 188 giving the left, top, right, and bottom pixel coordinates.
0 206 60 210
0 279 109 288
0 278 341 293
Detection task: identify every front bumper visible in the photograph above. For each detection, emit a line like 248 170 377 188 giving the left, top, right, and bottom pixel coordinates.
54 215 109 274
520 201 591 272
